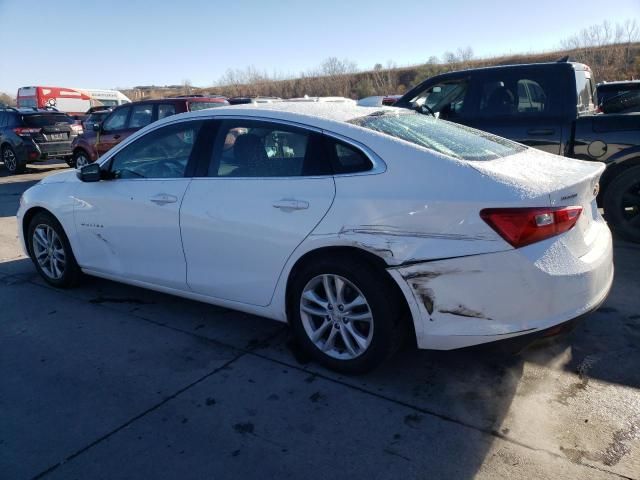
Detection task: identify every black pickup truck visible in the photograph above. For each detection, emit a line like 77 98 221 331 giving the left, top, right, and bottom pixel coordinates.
394 61 640 242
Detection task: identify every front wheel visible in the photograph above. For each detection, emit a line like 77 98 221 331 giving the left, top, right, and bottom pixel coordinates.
603 165 640 243
289 256 403 374
28 212 81 288
72 150 91 169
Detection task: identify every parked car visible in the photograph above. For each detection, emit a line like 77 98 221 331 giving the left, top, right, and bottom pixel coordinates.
382 95 402 105
597 80 640 108
18 103 613 373
287 96 356 104
70 96 229 168
394 61 640 242
0 107 82 174
228 96 282 105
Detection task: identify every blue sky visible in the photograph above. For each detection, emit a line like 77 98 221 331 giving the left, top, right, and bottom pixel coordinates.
0 0 638 94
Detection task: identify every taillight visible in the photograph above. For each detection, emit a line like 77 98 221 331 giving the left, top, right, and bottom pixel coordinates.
13 127 40 137
480 206 583 248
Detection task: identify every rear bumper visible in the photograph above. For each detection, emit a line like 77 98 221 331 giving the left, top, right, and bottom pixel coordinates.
389 222 614 350
35 140 73 159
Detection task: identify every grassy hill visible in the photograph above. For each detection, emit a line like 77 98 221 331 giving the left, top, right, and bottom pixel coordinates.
122 42 640 101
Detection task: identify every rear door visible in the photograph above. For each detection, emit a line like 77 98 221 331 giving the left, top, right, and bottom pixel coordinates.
180 118 336 306
462 67 568 154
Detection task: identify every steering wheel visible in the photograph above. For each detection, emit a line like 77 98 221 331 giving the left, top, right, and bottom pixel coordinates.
418 104 436 117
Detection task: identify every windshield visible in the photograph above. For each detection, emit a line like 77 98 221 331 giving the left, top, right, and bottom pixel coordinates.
22 114 72 127
349 112 526 161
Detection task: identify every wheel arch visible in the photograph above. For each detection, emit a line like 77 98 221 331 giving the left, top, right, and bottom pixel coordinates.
599 156 640 205
284 245 416 344
22 206 60 258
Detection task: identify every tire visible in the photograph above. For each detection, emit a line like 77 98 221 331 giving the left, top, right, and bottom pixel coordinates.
603 165 640 243
27 211 81 288
2 145 25 174
72 150 91 169
289 255 403 374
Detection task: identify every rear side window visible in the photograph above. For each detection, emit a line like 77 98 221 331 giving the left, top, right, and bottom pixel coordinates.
349 112 525 161
129 104 153 128
22 114 72 127
158 104 176 120
476 70 561 118
575 70 596 114
330 140 372 174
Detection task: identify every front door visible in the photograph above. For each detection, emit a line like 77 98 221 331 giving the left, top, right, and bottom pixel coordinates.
73 120 205 290
180 119 336 306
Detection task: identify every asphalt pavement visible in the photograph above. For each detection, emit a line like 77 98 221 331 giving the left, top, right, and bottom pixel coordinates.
1 160 638 480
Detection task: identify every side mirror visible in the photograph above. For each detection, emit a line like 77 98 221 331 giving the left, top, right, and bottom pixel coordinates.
93 122 101 132
76 163 102 182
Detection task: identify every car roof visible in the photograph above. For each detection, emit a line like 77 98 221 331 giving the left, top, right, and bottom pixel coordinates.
189 101 395 123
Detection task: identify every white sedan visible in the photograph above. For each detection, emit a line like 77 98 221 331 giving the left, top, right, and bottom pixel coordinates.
17 103 614 373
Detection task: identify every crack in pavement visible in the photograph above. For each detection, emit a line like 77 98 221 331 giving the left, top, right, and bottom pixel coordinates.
5 273 635 480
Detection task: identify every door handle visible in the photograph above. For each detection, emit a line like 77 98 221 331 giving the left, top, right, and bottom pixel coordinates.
150 194 178 205
272 199 309 211
526 128 555 136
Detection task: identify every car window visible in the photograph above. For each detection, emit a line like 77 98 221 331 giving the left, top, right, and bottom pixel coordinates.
103 106 130 132
22 114 72 127
129 104 153 128
411 80 469 120
0 113 6 128
330 140 373 174
575 70 596 114
158 104 176 120
209 120 327 177
110 121 202 179
349 111 525 161
476 71 560 118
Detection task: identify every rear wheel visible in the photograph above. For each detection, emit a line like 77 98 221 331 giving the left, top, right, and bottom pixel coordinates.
289 256 403 374
2 145 25 174
603 165 640 243
28 212 81 288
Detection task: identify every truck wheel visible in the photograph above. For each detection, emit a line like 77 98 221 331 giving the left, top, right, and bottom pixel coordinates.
603 165 640 243
2 145 26 174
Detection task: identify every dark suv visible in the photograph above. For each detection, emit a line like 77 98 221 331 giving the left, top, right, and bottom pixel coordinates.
71 96 229 167
0 108 81 174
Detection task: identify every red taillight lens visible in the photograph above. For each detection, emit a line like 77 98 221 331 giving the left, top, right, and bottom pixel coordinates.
480 206 583 248
13 127 40 137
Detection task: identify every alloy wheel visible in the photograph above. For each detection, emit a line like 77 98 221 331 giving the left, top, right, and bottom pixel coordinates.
299 274 374 360
32 224 66 280
75 153 89 168
3 148 17 172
